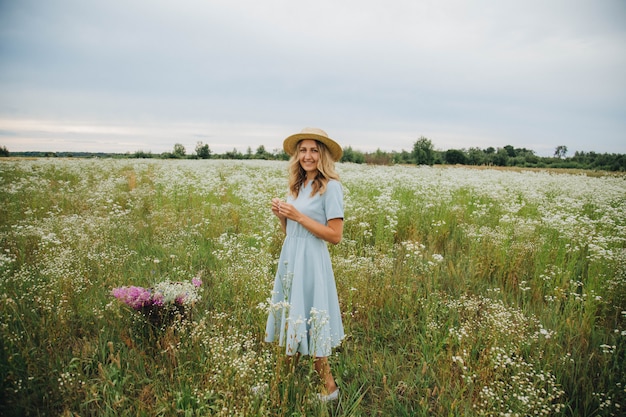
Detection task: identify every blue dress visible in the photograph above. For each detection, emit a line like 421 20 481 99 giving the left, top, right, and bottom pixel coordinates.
265 179 345 357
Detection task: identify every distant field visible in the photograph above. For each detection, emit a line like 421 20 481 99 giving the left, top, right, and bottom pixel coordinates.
1 159 624 416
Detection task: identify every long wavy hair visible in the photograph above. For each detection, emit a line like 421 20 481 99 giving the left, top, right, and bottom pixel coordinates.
288 140 340 198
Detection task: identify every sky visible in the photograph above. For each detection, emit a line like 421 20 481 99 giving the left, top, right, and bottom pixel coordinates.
0 0 625 157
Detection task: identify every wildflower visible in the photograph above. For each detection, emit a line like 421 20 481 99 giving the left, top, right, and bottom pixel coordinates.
600 344 616 354
153 280 201 305
111 276 202 310
111 286 152 310
539 327 552 339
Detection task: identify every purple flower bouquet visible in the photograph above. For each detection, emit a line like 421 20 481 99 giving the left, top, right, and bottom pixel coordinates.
112 277 203 327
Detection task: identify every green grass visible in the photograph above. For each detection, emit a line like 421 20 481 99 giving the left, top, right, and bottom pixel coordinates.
1 159 624 416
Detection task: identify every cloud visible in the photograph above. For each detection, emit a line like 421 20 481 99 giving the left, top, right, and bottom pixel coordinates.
0 0 625 155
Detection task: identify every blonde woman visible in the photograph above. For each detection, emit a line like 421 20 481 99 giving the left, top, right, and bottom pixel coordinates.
265 127 344 402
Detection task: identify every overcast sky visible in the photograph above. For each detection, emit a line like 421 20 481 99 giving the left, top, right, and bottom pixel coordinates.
1 0 625 156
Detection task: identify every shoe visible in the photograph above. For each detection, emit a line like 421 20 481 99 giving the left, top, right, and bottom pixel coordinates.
317 388 339 402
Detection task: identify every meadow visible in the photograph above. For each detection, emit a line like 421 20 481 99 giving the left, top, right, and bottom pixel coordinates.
0 158 624 416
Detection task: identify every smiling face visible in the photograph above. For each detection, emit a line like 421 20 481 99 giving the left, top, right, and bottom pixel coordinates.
298 139 320 177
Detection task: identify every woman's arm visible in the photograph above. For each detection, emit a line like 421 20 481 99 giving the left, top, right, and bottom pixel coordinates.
276 202 343 245
299 216 343 245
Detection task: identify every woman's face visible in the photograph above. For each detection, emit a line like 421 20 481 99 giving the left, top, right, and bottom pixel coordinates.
298 139 320 175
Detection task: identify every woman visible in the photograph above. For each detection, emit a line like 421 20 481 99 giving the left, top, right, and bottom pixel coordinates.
265 127 344 402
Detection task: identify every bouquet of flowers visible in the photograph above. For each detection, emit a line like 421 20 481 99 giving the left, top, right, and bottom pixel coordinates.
111 276 203 327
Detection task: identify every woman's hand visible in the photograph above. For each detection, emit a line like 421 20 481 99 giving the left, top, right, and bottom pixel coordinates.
271 198 287 220
274 200 301 222
271 198 288 234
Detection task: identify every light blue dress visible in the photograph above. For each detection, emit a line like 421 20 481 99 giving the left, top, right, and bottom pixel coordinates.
265 179 345 357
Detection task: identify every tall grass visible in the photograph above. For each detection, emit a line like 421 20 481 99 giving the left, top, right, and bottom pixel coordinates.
1 159 624 416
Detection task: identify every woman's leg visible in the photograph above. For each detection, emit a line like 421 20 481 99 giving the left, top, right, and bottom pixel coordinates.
286 352 300 371
314 357 338 394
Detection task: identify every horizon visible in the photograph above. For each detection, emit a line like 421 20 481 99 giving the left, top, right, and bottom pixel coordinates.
5 139 619 158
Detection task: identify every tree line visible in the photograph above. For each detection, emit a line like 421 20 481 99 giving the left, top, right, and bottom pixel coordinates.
2 138 624 171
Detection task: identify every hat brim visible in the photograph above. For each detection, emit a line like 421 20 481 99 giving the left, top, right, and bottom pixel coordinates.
283 133 343 162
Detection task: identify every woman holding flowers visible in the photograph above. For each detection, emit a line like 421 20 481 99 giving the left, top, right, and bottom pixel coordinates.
264 127 345 402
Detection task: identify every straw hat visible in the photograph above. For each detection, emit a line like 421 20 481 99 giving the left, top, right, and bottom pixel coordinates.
283 127 343 162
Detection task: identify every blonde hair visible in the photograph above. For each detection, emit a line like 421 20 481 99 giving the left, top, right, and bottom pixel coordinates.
288 140 340 198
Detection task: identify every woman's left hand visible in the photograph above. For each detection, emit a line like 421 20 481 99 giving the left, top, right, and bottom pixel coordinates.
271 198 286 219
276 201 301 222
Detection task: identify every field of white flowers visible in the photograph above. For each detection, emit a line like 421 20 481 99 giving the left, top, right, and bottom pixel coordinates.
1 158 625 416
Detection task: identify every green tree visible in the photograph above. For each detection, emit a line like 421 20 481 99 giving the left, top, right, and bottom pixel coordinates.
341 146 365 164
225 148 243 159
444 149 468 165
503 145 516 158
519 149 538 166
195 142 211 159
467 147 485 165
392 150 412 165
412 136 435 165
554 145 568 159
365 149 393 165
0 145 9 157
275 149 290 161
493 148 510 166
255 145 271 159
132 150 153 158
173 143 186 158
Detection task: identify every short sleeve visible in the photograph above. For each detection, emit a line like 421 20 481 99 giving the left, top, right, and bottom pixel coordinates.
324 180 344 221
